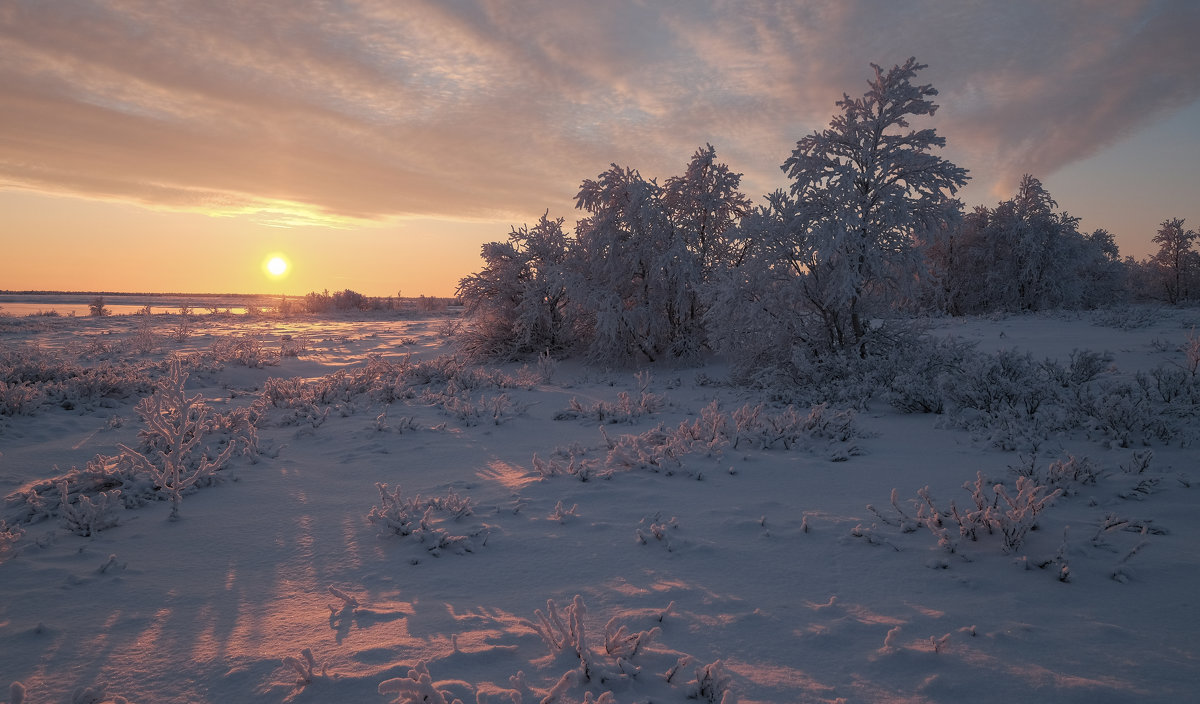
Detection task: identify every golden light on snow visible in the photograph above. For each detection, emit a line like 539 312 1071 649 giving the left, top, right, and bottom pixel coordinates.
265 255 289 278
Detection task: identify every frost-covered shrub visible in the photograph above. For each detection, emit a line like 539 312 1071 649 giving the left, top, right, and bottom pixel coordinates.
945 349 1054 419
1119 450 1154 475
5 455 150 526
635 513 680 550
282 648 326 686
332 288 370 311
127 315 157 355
1043 455 1101 493
279 334 307 358
118 359 243 519
690 660 735 704
168 315 192 342
379 662 463 704
1010 454 1101 496
1074 380 1162 448
729 403 858 451
548 500 579 523
536 349 558 382
940 348 1075 450
367 483 484 555
258 354 525 427
302 290 333 313
884 337 974 414
591 400 859 474
1139 365 1191 404
892 471 1062 556
419 383 521 427
531 595 662 696
0 380 41 416
0 345 154 415
1 402 253 528
58 481 122 536
556 374 667 423
532 451 608 482
208 335 277 368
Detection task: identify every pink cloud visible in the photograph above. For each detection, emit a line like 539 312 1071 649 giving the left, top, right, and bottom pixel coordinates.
1 0 1197 226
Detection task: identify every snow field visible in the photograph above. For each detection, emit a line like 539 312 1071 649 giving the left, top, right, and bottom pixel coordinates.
0 308 1197 703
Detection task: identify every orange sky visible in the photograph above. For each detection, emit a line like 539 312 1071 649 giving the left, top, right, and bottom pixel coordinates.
2 1 1198 297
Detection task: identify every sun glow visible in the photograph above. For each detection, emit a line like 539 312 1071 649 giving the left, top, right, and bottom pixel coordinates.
265 255 289 279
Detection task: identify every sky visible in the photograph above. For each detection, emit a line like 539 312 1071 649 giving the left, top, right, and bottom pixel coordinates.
2 0 1199 298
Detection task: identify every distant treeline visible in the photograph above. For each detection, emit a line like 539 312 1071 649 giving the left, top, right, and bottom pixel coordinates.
284 290 460 314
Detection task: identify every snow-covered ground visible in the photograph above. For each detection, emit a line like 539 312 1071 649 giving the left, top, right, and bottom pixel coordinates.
1 306 1196 703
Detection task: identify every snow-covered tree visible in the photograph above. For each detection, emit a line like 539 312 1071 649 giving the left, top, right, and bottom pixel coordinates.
663 143 753 274
660 144 753 357
457 146 749 364
713 58 967 367
1152 217 1198 304
456 213 575 359
925 175 1126 313
568 164 675 363
1076 228 1128 309
778 57 967 353
570 147 749 364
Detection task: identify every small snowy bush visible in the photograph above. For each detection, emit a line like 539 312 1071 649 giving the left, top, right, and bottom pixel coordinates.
531 594 665 697
944 349 1053 420
0 380 41 416
58 482 123 536
367 483 485 555
889 471 1062 556
1075 380 1163 448
282 647 326 686
378 661 463 704
118 359 242 519
690 660 736 704
208 335 278 368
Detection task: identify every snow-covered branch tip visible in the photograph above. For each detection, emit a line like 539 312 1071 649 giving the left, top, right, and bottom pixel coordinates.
282 647 326 686
378 661 463 704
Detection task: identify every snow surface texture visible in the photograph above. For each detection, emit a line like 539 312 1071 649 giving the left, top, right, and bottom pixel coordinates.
0 306 1197 703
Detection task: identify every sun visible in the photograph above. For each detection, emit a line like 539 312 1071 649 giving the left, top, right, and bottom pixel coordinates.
265 255 289 278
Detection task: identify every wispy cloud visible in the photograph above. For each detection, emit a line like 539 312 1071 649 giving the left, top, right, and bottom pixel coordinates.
2 0 1198 224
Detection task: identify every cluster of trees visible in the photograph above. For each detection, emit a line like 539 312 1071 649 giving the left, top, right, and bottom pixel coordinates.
457 143 752 363
293 290 454 314
1134 218 1200 304
920 175 1126 314
457 58 1198 370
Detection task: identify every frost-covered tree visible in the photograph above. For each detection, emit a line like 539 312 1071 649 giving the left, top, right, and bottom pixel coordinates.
1076 228 1128 308
781 57 966 353
926 175 1126 313
570 147 750 364
457 147 748 364
663 143 753 274
569 164 680 363
662 144 753 355
456 213 574 359
713 58 967 365
1152 217 1198 304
